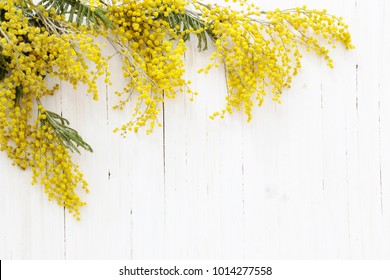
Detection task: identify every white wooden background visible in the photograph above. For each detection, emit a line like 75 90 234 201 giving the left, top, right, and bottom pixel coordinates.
1 0 390 259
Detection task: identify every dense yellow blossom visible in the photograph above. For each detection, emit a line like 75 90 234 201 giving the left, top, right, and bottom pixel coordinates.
190 0 354 121
0 0 353 219
0 0 108 219
108 0 194 135
106 0 353 130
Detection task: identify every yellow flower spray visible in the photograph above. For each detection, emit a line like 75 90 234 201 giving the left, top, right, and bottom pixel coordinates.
0 0 353 219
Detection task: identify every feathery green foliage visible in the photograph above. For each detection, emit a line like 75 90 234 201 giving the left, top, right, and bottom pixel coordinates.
38 0 113 28
165 11 217 50
41 108 94 154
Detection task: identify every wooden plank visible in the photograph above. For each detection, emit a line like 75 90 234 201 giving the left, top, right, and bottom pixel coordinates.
1 0 389 260
0 79 65 259
354 0 388 258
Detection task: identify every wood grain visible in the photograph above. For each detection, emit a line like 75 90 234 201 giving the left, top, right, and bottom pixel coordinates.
1 0 389 259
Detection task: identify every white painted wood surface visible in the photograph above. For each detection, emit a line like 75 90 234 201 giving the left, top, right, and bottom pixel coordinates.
1 0 390 259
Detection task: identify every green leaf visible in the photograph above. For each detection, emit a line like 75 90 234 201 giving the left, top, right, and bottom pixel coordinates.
38 0 113 29
41 108 94 154
164 11 218 51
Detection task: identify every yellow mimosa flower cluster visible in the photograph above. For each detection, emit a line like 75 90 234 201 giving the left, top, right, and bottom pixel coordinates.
190 0 354 121
0 0 353 219
108 0 194 135
0 1 109 219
